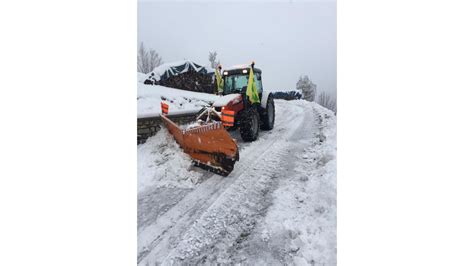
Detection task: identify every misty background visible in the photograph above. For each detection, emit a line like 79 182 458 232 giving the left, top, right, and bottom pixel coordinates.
138 0 336 99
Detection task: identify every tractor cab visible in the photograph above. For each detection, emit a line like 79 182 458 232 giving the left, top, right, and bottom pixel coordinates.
222 67 263 96
218 65 274 143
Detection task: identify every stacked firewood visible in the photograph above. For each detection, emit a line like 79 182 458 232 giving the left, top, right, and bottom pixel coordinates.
144 68 215 94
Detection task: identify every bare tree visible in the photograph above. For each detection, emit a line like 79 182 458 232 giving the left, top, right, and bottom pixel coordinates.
208 51 219 68
296 75 317 102
137 42 148 73
137 42 163 73
318 91 337 114
149 50 162 71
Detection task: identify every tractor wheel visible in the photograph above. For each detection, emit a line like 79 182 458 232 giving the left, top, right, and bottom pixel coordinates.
261 95 275 130
240 106 260 142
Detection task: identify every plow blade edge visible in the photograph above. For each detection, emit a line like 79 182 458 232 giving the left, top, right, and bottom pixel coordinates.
160 114 239 176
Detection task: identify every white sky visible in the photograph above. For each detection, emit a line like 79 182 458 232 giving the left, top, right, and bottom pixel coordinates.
138 1 336 96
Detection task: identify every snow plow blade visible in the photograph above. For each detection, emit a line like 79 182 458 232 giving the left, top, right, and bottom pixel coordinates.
160 114 239 176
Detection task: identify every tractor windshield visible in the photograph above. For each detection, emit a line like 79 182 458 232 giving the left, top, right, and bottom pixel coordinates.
223 74 249 95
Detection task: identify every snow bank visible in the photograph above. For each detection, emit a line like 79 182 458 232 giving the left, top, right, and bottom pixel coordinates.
137 129 204 193
137 72 148 83
137 82 218 118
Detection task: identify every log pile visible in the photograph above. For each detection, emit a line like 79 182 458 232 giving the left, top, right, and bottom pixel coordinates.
144 69 215 94
159 69 214 94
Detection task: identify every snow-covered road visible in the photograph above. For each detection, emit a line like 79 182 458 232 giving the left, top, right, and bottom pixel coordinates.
137 100 336 265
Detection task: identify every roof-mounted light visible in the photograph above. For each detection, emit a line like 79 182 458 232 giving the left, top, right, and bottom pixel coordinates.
223 71 228 75
242 69 248 74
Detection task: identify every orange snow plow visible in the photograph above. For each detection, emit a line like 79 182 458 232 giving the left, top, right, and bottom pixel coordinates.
160 102 239 176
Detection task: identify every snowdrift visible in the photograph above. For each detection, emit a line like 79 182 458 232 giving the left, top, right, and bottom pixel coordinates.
137 82 218 118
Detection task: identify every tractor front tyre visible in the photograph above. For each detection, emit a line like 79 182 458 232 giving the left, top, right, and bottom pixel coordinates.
261 96 275 130
240 106 260 142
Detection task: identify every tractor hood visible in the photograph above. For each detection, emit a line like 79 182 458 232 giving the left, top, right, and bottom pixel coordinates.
212 94 242 107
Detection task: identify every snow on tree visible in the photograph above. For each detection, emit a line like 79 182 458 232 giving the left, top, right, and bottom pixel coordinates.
137 42 163 73
208 51 220 69
296 75 317 102
318 91 337 114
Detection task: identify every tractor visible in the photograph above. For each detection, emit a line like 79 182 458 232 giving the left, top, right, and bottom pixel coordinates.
160 63 275 175
196 63 275 141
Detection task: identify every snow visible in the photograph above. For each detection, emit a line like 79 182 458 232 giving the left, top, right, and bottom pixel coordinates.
258 101 337 265
137 81 218 118
224 63 252 71
137 72 148 83
137 99 336 265
212 93 241 107
137 128 204 193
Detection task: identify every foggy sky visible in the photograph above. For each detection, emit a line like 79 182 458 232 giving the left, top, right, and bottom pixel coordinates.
138 1 336 97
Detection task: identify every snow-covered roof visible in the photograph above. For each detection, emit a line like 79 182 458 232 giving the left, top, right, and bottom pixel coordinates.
224 63 252 71
147 60 213 82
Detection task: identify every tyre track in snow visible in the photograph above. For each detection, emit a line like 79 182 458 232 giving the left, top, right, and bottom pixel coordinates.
225 105 334 265
162 102 319 265
138 101 311 265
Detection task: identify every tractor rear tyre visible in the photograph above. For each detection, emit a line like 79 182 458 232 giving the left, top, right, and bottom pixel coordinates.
240 106 260 142
261 95 275 130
